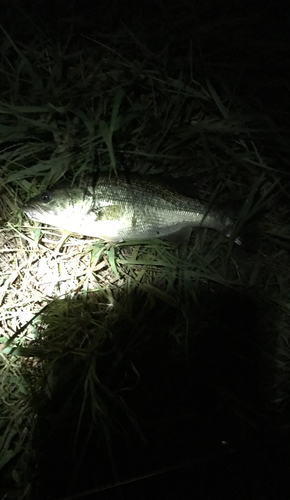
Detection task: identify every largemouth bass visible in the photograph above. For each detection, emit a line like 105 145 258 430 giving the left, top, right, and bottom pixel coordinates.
23 174 255 249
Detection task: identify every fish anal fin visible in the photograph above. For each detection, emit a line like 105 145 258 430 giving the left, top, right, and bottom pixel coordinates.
163 227 192 245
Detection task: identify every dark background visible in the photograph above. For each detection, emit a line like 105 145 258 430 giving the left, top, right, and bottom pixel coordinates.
1 1 290 499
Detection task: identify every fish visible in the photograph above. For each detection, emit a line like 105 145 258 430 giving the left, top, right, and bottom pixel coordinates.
22 173 257 250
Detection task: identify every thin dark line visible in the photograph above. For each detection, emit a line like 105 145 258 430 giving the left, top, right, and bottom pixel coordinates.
56 450 227 500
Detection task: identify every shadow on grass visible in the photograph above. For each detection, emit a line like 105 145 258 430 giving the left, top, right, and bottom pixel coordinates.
27 285 290 500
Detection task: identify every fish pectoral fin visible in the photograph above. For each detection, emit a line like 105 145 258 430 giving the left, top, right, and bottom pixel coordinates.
92 205 123 220
163 227 192 245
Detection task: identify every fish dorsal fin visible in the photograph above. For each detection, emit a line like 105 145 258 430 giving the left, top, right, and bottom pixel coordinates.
160 175 200 199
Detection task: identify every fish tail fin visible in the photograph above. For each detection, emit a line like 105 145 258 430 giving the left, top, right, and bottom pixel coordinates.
234 219 260 252
219 200 261 252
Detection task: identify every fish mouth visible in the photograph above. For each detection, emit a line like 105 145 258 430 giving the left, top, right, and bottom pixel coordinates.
22 204 46 222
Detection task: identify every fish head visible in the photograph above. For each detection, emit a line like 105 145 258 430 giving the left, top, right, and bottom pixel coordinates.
22 185 94 232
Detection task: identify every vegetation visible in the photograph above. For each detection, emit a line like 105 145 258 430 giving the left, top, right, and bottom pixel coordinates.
0 1 289 498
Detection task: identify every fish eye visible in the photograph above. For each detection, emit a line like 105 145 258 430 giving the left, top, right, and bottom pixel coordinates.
40 191 51 203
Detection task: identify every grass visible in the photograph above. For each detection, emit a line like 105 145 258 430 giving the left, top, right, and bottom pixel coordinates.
0 2 290 498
